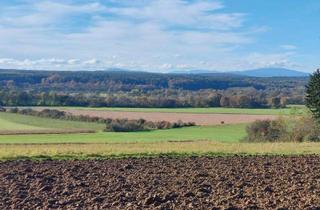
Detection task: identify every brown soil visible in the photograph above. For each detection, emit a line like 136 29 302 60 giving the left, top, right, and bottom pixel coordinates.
61 110 277 125
1 156 320 209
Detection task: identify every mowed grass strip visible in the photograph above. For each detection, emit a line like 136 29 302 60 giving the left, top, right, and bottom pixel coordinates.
51 105 307 115
0 112 105 131
2 141 320 160
0 124 247 144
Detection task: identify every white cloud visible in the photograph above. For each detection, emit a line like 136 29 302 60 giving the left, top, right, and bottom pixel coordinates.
0 1 106 27
83 59 100 65
67 59 80 65
0 52 301 72
106 0 244 30
242 52 300 69
0 0 304 71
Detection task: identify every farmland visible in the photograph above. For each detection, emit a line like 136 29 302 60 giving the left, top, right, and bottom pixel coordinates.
0 106 313 159
2 142 320 160
2 156 320 209
0 112 104 131
0 109 249 144
0 107 319 209
0 105 291 145
36 105 307 115
1 1 318 208
1 106 320 209
0 101 318 210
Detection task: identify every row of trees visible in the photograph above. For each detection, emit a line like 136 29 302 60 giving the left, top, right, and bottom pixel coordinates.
0 69 307 108
1 69 307 92
0 90 288 108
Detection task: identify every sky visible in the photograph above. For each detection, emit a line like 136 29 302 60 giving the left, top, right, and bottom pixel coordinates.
0 0 319 72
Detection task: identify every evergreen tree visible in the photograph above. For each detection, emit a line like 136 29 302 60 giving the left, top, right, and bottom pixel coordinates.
306 69 320 122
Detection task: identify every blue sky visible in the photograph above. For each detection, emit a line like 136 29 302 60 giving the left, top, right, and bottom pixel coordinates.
0 0 318 72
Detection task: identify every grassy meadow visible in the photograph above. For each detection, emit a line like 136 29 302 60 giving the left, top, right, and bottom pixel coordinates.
0 112 104 131
0 117 247 144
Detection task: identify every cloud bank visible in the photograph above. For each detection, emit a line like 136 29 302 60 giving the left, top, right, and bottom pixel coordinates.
0 0 305 71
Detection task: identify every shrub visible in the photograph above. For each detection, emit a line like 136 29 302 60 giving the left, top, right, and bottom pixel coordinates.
38 109 66 119
290 117 320 142
8 107 19 113
18 108 35 115
104 118 195 132
105 119 146 132
244 119 288 142
244 116 320 142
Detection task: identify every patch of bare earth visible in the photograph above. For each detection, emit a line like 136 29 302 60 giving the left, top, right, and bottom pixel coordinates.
1 156 320 209
61 109 277 125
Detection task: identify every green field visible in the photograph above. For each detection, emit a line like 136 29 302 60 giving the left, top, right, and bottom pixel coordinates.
36 105 307 115
0 112 104 131
0 117 42 130
0 124 247 144
0 111 247 144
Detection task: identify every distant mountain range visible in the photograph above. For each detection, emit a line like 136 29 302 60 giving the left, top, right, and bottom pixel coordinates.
170 68 309 77
2 67 310 77
230 68 309 77
169 69 218 74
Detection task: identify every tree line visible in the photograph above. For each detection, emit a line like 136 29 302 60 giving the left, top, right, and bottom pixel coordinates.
0 90 290 108
0 69 307 108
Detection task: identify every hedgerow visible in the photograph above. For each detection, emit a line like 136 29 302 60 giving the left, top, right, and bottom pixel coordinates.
3 108 195 132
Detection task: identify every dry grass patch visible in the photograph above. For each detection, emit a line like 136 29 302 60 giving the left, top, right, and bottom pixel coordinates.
2 141 320 160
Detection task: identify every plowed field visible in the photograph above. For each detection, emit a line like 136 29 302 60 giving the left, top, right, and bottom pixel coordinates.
1 156 320 209
61 109 277 125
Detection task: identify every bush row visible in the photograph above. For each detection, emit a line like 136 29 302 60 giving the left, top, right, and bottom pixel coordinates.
244 117 320 142
4 108 196 132
104 118 195 132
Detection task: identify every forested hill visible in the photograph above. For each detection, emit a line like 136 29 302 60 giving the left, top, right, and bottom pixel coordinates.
0 69 308 92
0 69 308 108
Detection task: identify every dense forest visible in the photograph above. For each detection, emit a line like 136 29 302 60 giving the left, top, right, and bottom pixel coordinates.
0 69 308 108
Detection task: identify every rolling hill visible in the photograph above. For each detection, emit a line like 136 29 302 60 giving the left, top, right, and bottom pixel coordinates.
231 68 309 77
